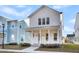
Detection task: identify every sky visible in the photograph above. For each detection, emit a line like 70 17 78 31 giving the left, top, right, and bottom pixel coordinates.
0 5 79 36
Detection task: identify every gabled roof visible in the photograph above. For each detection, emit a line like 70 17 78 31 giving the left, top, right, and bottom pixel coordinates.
28 5 62 18
0 16 10 21
19 20 27 25
7 20 18 22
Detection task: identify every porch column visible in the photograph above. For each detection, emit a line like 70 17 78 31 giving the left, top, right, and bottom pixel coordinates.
58 29 62 44
57 29 60 44
39 29 41 44
48 29 50 44
31 31 33 44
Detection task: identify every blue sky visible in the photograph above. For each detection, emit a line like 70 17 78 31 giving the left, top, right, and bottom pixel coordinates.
0 5 79 36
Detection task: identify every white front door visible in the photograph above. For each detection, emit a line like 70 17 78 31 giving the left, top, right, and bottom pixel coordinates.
33 33 39 44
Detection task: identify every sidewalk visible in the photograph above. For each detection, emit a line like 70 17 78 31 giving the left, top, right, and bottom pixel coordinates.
0 49 24 52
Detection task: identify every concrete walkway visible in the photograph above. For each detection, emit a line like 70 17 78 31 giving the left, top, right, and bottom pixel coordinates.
22 46 39 52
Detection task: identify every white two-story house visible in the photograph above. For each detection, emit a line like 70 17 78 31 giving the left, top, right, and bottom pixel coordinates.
75 12 79 44
26 6 63 46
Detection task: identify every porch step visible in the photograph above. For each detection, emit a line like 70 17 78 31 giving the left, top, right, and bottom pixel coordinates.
31 44 40 47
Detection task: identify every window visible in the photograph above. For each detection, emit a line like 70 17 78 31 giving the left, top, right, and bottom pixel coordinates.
11 34 15 40
38 18 41 25
21 37 23 42
54 33 57 41
46 17 50 24
42 18 45 25
0 25 1 28
46 33 48 41
12 25 14 28
20 25 22 28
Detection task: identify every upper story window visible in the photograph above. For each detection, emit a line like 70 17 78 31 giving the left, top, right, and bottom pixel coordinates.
46 17 50 24
38 18 41 25
38 17 50 25
12 25 14 28
54 33 57 41
42 18 45 25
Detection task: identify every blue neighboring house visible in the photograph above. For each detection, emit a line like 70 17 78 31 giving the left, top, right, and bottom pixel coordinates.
0 16 30 44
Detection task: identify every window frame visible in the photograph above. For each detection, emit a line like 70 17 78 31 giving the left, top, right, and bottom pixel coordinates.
12 25 14 28
54 33 57 41
46 33 48 41
42 18 45 25
20 25 22 28
46 17 50 24
38 18 41 25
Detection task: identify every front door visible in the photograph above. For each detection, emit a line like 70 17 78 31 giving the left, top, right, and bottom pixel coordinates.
33 33 39 44
32 33 40 46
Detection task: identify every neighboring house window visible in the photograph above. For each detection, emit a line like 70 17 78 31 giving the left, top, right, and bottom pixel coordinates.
12 25 14 28
42 18 45 25
46 17 50 24
21 37 23 42
0 25 1 29
54 33 57 41
20 25 22 28
38 18 41 25
46 33 48 41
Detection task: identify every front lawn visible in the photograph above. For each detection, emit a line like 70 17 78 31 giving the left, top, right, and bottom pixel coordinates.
0 44 30 50
36 44 79 53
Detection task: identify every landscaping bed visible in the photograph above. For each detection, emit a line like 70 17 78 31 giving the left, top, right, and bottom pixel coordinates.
36 44 79 53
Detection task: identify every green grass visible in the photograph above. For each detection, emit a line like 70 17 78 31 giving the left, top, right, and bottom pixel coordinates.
36 44 79 53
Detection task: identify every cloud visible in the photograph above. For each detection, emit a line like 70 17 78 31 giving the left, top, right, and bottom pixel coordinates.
69 18 75 24
64 26 74 32
63 18 75 36
16 5 26 7
0 6 33 19
64 26 74 36
0 6 20 16
52 5 70 10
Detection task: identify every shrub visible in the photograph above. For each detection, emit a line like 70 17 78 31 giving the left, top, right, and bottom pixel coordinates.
40 44 45 48
8 43 18 45
20 43 31 47
40 44 61 48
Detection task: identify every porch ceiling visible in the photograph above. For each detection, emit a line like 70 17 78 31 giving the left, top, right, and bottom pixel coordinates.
26 26 60 32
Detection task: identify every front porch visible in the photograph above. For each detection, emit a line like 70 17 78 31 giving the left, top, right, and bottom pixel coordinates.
26 26 62 45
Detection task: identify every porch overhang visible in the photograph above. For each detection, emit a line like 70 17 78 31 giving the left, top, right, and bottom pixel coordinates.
26 26 60 32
